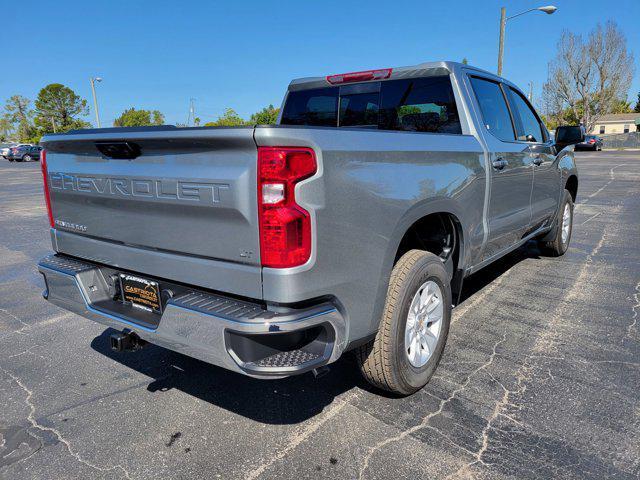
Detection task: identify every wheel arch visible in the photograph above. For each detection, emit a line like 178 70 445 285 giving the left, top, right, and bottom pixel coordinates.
389 199 469 271
365 199 469 335
394 212 464 277
565 175 578 202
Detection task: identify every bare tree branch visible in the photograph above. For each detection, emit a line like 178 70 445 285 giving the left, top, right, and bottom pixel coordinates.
543 21 635 132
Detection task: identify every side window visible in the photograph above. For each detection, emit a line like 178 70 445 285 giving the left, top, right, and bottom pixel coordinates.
469 76 515 142
599 125 605 134
379 76 462 134
506 87 545 142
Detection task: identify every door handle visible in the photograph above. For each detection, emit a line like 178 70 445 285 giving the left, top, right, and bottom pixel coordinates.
492 158 508 170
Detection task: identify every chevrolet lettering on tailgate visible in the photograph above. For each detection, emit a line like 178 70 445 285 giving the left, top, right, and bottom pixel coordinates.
49 173 230 204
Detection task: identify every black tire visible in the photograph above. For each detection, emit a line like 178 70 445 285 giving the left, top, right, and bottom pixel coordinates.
22 154 31 162
356 250 452 396
539 189 573 257
8 158 14 162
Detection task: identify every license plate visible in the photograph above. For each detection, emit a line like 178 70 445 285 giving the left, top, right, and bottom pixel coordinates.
119 274 162 314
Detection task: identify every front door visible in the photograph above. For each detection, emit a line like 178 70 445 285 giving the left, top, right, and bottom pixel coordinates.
528 143 558 229
504 86 560 229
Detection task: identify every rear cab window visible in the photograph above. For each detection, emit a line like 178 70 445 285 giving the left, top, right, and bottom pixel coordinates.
338 82 380 128
280 87 338 126
280 74 462 134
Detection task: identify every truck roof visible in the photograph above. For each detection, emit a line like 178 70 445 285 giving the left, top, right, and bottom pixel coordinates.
287 61 513 91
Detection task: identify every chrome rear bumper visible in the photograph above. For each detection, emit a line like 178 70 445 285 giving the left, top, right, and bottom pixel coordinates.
38 254 346 378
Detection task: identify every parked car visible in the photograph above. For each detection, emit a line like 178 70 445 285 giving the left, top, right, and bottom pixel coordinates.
7 144 42 162
0 143 12 157
2 143 29 159
37 61 582 395
576 135 603 151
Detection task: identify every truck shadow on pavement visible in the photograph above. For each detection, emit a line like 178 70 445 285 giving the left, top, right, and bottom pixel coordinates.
90 242 540 425
458 241 541 302
90 330 364 424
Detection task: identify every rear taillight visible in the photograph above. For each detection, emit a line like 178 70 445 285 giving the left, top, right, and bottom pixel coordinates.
40 149 54 228
326 68 392 85
257 147 317 268
588 139 596 143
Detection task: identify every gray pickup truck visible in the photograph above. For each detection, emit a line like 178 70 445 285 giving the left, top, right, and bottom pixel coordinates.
37 62 582 395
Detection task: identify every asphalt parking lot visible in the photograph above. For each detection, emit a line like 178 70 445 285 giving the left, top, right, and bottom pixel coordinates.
0 151 638 479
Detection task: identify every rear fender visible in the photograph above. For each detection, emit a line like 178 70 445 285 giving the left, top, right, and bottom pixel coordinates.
366 198 469 333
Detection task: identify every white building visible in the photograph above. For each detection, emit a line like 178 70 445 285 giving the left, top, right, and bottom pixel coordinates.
590 113 640 135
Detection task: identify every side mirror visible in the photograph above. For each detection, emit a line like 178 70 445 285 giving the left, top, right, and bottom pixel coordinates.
555 125 585 151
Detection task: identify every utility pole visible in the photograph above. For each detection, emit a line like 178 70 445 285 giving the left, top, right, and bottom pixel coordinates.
497 7 506 76
497 5 557 76
187 98 196 126
90 77 102 128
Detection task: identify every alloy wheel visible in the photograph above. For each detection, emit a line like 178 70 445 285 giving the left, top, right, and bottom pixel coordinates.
405 280 444 368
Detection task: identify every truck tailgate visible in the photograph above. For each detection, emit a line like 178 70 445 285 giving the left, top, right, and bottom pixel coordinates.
41 127 262 298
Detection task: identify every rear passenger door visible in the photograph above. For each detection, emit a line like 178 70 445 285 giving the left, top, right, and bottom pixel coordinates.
504 86 559 229
468 76 533 260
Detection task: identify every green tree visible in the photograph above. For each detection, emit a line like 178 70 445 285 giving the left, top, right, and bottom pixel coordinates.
4 95 31 124
0 115 14 142
34 84 90 135
540 114 559 132
113 108 165 127
249 104 280 125
398 105 422 116
611 98 632 114
634 92 640 113
3 95 38 142
462 57 469 65
204 108 247 127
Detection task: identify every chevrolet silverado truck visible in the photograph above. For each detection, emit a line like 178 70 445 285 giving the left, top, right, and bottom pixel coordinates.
37 62 583 395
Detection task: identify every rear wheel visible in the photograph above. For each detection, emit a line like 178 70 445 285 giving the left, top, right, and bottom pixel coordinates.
22 154 32 162
356 250 451 395
539 189 573 256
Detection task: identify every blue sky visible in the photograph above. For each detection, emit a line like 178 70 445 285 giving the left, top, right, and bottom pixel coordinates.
3 0 639 126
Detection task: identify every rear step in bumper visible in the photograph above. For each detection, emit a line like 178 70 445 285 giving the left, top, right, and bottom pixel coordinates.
38 254 347 378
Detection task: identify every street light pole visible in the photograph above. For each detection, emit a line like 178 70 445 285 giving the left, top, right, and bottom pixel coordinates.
90 77 102 128
497 5 557 76
497 7 507 77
